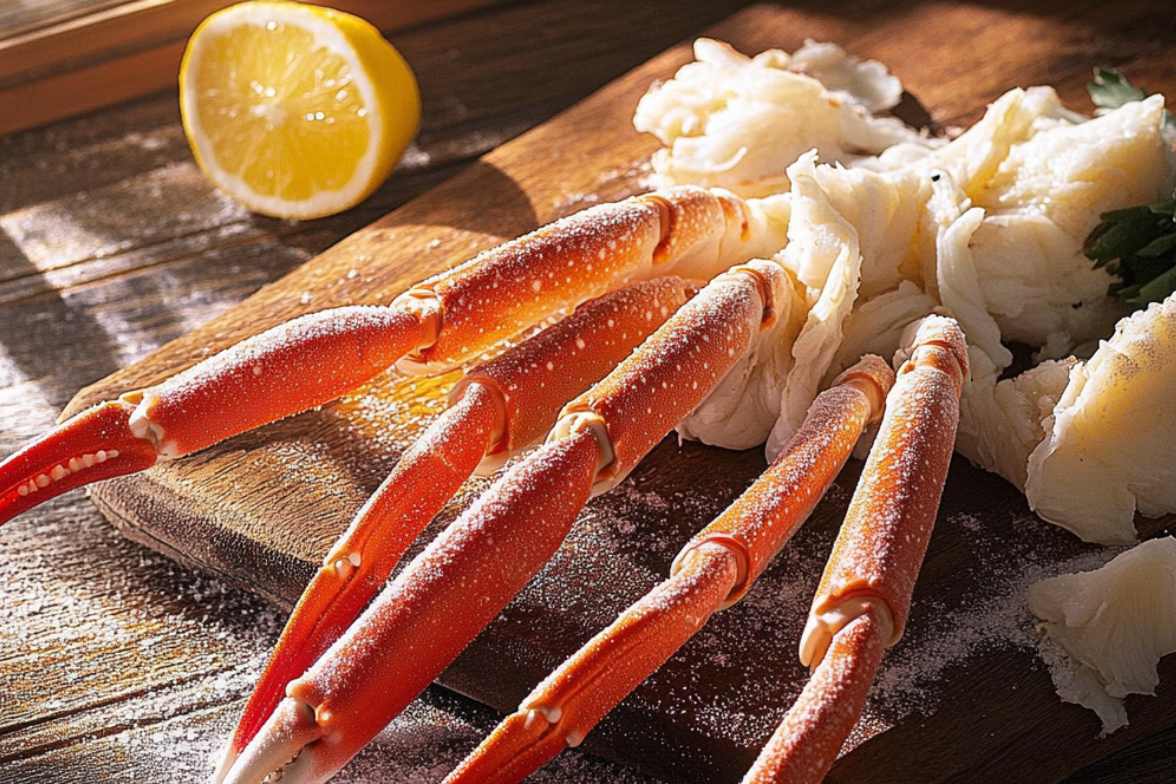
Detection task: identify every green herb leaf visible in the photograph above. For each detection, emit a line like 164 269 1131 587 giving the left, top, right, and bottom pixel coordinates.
1137 232 1176 258
1148 199 1176 217
1088 67 1145 112
1086 189 1176 309
1087 67 1176 129
1083 207 1161 262
1128 266 1176 306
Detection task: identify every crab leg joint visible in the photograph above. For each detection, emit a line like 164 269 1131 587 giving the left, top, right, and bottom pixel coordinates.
443 354 895 784
745 315 968 784
219 260 784 784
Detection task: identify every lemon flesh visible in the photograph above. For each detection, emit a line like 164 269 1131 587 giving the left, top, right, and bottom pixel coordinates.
180 1 419 219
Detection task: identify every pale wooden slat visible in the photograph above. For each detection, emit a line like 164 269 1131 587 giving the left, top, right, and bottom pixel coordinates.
0 0 493 135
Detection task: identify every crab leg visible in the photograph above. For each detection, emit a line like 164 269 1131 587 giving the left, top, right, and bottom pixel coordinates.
0 307 426 524
0 186 765 527
218 277 694 776
743 315 968 784
221 259 787 784
442 355 894 784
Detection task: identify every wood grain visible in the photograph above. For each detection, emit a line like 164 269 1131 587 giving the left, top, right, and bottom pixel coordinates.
3 1 1175 782
0 0 493 135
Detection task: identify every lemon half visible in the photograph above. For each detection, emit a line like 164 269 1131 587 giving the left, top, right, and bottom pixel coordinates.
179 1 419 219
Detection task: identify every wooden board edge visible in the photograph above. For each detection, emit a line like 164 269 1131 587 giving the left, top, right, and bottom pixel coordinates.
90 477 311 610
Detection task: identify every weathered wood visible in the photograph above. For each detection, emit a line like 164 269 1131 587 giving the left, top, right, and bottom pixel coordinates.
0 0 741 292
3 0 1175 781
0 0 494 135
2 687 664 783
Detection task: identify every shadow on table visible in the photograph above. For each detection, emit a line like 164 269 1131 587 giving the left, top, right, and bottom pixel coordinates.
0 227 124 427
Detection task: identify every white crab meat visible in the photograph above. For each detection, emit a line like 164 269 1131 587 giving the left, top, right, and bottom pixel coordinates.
956 348 1074 490
805 163 928 300
681 154 930 453
922 87 1073 196
1026 294 1176 544
871 89 1169 358
633 38 936 198
1030 537 1176 735
881 92 1174 507
785 39 903 113
677 262 806 450
966 95 1170 353
640 41 1176 550
925 172 1012 370
827 281 937 382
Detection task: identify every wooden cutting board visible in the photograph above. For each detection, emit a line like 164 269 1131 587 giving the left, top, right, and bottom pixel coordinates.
63 3 1176 782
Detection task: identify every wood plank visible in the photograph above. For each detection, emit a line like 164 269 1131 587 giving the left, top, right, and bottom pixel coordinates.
0 0 493 135
0 0 740 304
1 0 133 42
3 690 663 782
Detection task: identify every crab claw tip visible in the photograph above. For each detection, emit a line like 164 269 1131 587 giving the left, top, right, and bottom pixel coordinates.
221 697 329 784
0 400 157 525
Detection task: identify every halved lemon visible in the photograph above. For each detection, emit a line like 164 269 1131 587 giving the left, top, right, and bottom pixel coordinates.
179 1 419 220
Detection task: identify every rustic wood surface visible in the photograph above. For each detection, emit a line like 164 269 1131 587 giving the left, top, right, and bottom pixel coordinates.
2 1 1174 782
0 0 493 135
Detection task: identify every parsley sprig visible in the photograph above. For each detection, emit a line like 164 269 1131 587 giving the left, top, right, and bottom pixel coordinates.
1082 68 1176 307
1085 198 1176 306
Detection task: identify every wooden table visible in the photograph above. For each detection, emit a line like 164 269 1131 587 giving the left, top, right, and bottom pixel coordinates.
0 1 1172 781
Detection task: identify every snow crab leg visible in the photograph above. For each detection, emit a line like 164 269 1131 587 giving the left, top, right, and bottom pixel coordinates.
441 354 894 784
217 277 695 777
0 186 768 527
744 315 967 784
219 259 788 784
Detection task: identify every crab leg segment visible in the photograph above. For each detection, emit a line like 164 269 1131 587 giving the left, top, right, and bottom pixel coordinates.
558 258 786 495
0 187 757 527
397 185 753 374
218 278 693 774
743 611 886 784
674 357 893 606
448 542 740 784
443 356 894 784
744 315 968 784
134 307 433 458
0 306 430 526
224 428 604 784
457 276 697 472
221 260 783 784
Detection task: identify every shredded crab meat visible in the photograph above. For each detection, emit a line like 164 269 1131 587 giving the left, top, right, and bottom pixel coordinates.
627 39 1176 735
635 39 1175 552
1030 538 1176 735
633 38 938 198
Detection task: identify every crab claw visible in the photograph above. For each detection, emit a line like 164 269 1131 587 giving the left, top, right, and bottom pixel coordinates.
0 400 158 525
221 696 328 784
